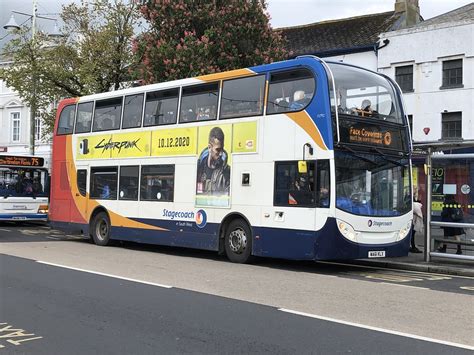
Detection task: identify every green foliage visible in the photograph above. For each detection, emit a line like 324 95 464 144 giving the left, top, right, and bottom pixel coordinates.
0 0 140 136
133 0 289 83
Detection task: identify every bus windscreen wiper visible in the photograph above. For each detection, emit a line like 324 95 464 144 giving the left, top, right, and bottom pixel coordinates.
370 147 404 167
337 144 377 165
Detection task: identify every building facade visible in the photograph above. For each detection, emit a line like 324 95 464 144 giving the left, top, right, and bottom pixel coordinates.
378 3 474 143
0 62 52 169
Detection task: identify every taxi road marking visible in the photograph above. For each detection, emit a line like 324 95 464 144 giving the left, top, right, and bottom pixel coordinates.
0 323 43 349
278 309 474 351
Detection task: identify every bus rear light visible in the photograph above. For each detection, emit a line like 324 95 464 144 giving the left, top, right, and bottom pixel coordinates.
38 205 49 214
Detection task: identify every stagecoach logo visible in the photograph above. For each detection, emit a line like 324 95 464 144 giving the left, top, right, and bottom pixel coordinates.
162 208 207 228
195 209 207 228
368 219 392 227
95 138 142 154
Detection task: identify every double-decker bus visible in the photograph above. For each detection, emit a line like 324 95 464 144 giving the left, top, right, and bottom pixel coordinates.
0 155 49 222
49 56 412 263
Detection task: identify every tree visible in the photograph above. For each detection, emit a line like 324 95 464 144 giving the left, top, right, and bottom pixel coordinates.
133 0 289 83
0 0 141 136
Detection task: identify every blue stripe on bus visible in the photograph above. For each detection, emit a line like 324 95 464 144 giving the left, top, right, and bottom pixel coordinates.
52 217 409 261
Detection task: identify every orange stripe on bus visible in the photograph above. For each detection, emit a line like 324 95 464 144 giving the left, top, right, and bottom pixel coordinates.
197 68 255 82
286 111 328 150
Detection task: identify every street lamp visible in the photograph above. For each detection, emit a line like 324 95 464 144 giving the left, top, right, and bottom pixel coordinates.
3 0 63 156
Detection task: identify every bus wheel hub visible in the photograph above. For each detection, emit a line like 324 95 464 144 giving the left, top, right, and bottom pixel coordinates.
229 228 247 254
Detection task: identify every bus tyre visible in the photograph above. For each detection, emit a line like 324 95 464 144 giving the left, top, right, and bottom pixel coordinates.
91 212 111 246
225 219 253 263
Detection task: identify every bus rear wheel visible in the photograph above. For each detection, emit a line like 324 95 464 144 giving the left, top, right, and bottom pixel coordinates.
224 219 253 263
91 211 111 246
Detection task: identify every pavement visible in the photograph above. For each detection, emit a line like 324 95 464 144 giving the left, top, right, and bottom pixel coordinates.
352 250 474 277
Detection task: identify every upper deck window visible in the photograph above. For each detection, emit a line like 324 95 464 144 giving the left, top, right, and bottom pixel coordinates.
180 83 219 123
75 102 93 134
266 69 315 115
220 75 266 119
122 94 144 129
57 104 76 135
328 63 403 124
144 88 179 126
92 97 122 132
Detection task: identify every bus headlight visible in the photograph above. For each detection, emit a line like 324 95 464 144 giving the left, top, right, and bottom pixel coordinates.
397 220 412 241
38 205 49 214
337 220 357 242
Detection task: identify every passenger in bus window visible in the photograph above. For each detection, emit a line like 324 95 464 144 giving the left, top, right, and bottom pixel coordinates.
32 177 43 194
196 127 230 195
290 90 308 111
100 184 110 199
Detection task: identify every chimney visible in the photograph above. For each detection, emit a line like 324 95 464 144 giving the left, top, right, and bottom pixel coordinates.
394 0 421 28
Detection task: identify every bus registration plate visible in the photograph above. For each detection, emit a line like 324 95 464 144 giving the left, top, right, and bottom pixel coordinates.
368 251 385 258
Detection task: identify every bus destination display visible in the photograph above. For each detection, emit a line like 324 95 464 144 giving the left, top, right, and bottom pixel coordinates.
0 155 44 167
338 119 408 152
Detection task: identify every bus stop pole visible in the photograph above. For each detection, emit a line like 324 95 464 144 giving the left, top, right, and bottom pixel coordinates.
424 147 432 262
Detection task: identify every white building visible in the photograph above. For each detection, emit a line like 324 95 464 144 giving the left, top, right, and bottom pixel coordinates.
378 3 474 143
0 61 52 169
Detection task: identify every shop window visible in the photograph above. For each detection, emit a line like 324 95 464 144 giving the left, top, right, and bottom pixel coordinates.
395 65 413 92
90 167 118 200
140 165 174 202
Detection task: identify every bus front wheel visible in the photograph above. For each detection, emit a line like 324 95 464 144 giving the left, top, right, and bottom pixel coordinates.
91 212 111 246
224 219 253 263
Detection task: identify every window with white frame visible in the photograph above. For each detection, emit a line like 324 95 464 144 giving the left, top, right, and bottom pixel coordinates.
11 112 20 142
35 116 42 141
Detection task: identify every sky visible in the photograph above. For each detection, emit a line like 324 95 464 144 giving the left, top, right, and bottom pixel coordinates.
1 0 473 44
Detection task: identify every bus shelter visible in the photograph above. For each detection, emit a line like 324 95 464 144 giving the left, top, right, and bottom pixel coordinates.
413 141 474 262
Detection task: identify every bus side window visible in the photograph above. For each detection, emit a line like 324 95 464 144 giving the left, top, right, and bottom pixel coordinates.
77 169 87 197
119 166 139 200
75 102 93 134
316 160 330 208
140 165 175 202
122 94 144 129
220 75 266 119
90 167 118 200
57 104 76 135
144 89 179 127
92 97 122 132
274 161 315 207
180 83 218 123
266 69 315 115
